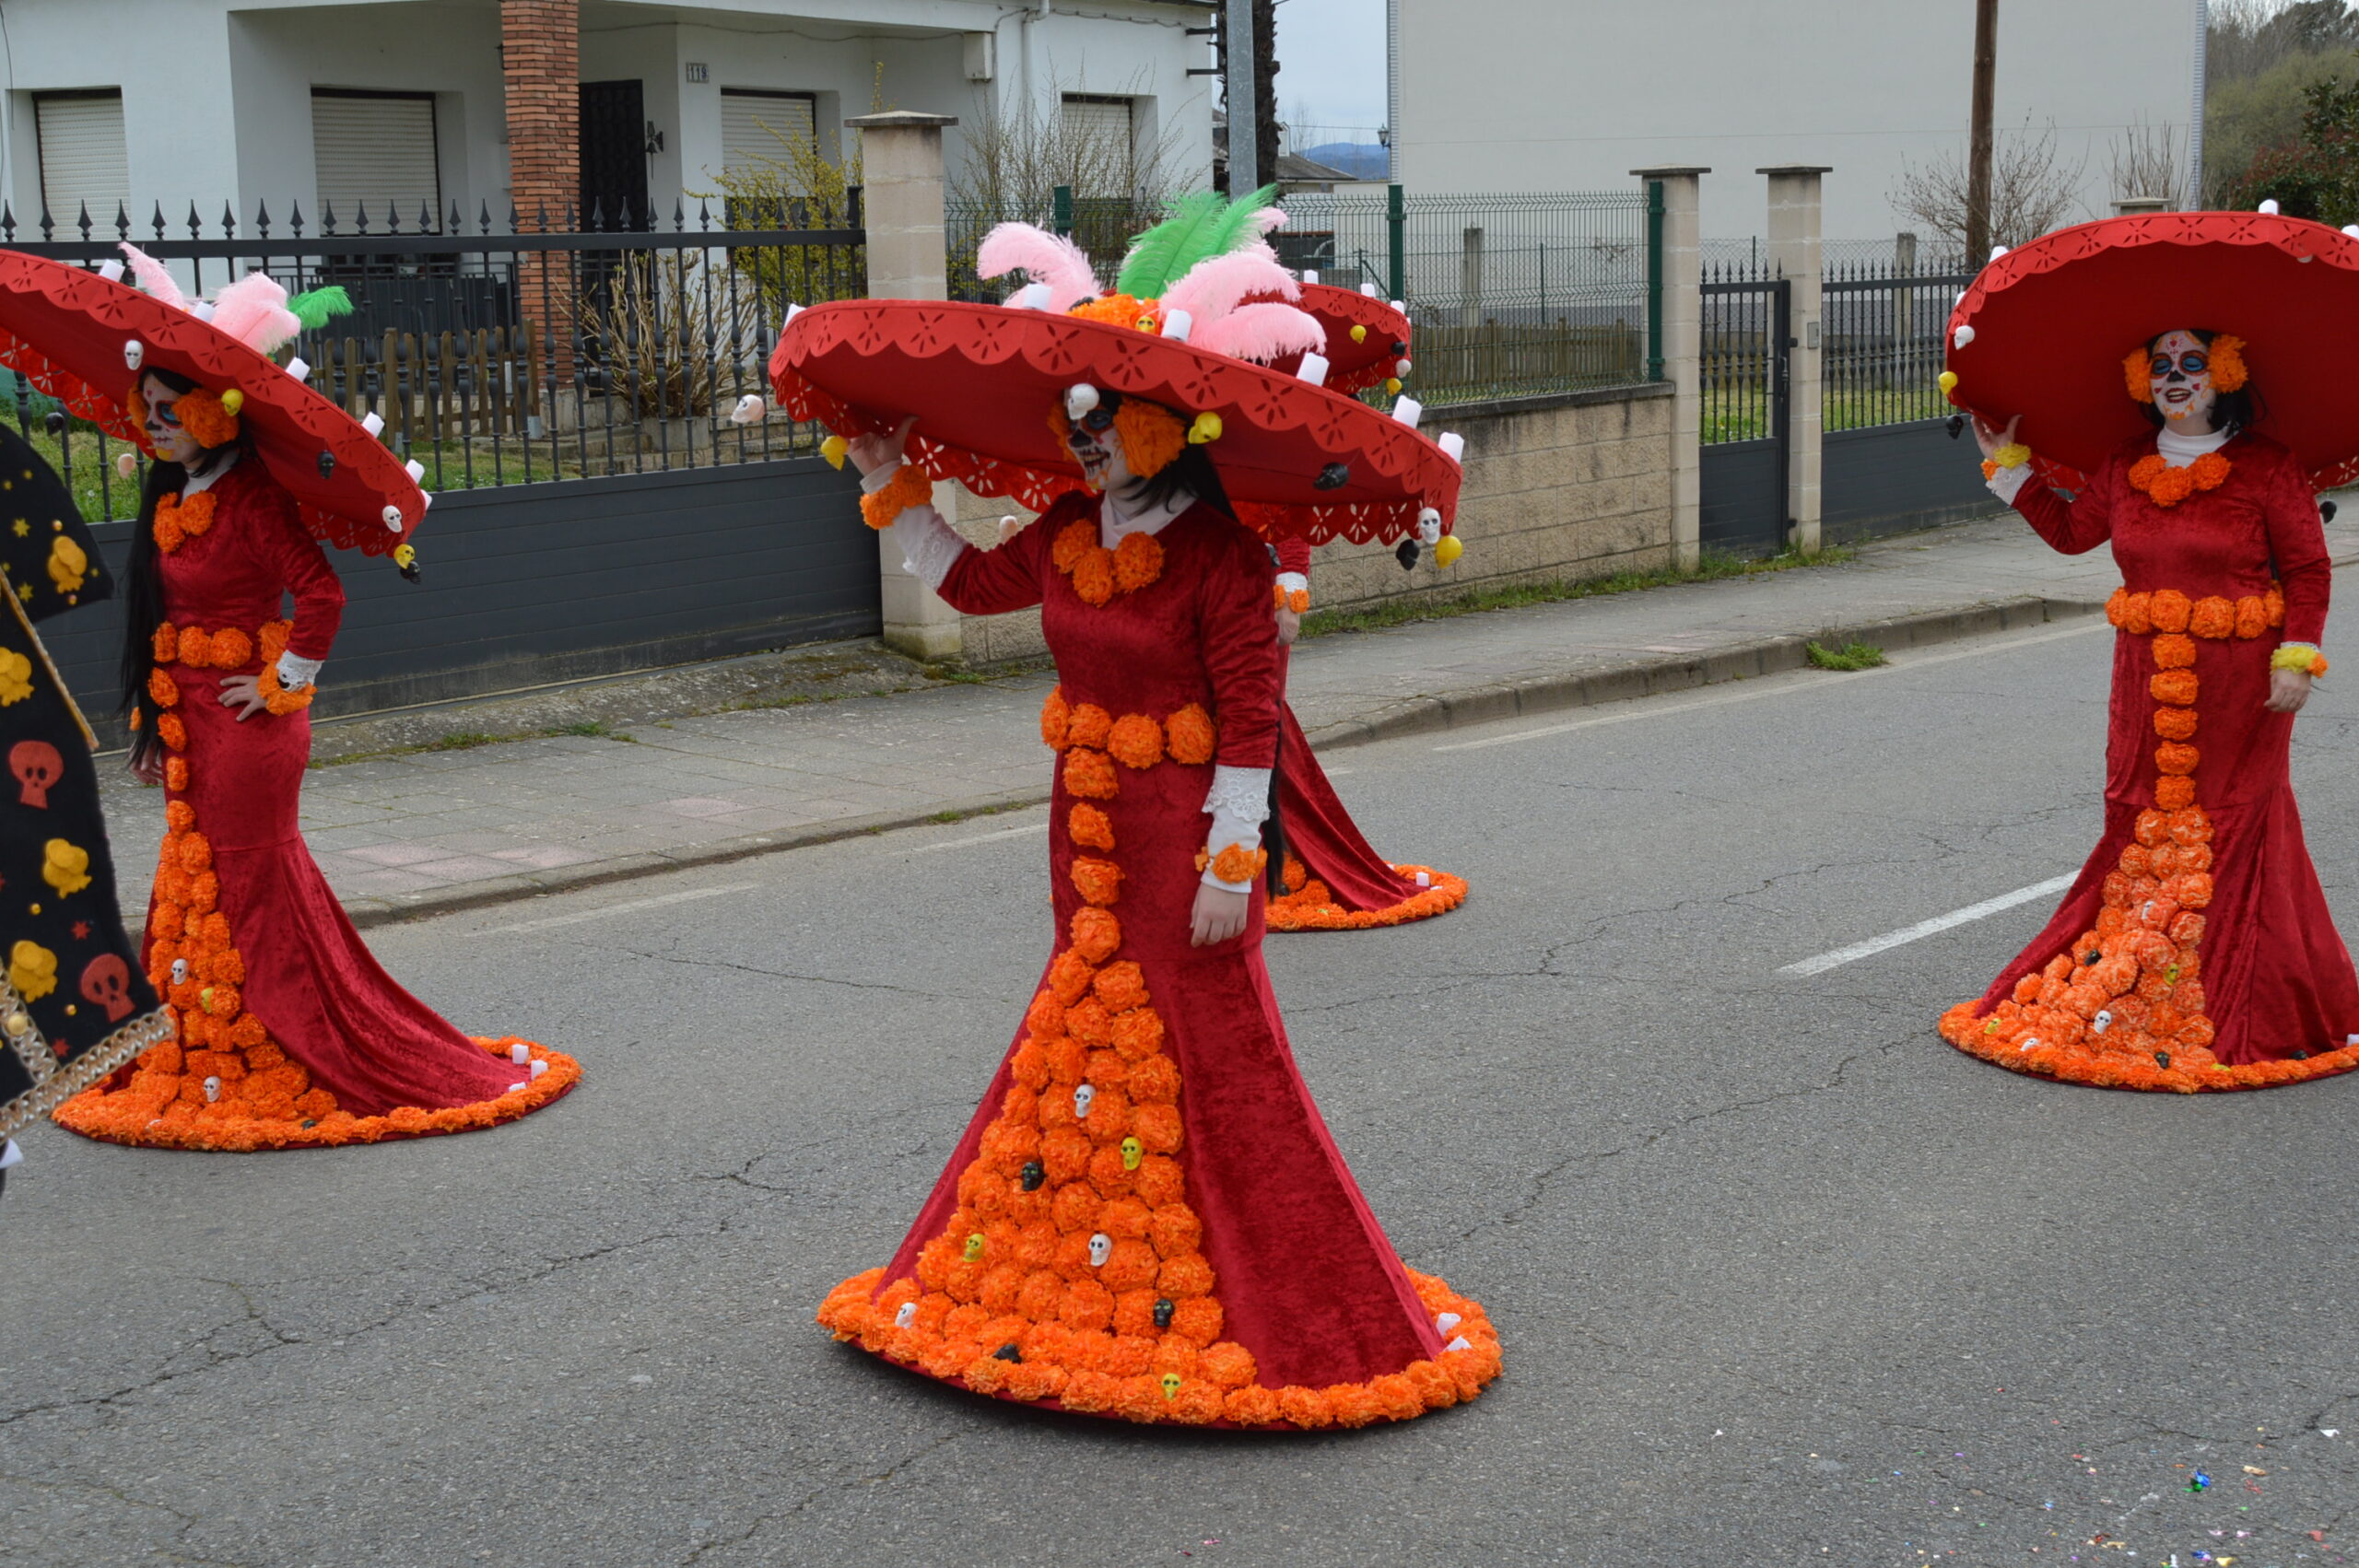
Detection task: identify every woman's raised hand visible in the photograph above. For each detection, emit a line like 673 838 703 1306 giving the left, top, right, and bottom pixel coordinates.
1971 413 2021 461
846 415 919 480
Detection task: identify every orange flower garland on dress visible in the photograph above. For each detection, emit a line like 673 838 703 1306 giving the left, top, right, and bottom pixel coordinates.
1264 854 1473 932
151 491 217 555
1051 520 1166 606
2127 451 2232 508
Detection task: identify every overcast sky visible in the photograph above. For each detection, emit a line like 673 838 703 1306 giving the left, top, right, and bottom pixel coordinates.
1271 0 1388 140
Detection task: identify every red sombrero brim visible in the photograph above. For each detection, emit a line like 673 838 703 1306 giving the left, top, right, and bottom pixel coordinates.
0 251 424 555
1274 283 1412 395
769 298 1458 545
1944 212 2359 488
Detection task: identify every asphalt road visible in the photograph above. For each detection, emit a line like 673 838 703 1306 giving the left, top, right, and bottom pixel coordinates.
6 613 2359 1568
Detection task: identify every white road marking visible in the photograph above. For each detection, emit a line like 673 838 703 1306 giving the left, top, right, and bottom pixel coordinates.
478 883 757 935
1433 619 2108 753
904 820 1050 854
1778 873 2077 977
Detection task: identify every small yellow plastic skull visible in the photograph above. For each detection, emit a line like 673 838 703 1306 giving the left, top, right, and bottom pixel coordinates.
1159 1372 1181 1399
1121 1136 1143 1171
963 1232 985 1262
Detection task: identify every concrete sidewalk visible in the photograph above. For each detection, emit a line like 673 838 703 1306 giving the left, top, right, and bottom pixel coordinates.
95 508 2359 925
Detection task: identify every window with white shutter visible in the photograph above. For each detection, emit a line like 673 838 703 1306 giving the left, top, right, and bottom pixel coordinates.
35 92 128 229
1060 95 1136 195
311 90 440 231
722 90 816 181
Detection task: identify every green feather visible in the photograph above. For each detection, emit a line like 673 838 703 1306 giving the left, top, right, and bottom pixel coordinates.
1114 185 1282 298
286 286 354 332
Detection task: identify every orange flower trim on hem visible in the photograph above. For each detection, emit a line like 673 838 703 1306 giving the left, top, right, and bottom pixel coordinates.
51 690 581 1153
814 778 1501 1427
1266 860 1472 932
151 490 218 555
2127 451 2231 508
859 463 933 531
1938 619 2359 1093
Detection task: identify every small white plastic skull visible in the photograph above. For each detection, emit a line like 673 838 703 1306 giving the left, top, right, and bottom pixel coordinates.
511 1041 532 1065
202 1074 222 1103
1444 1335 1473 1353
1087 1232 1113 1268
2092 1009 2114 1036
1074 1083 1096 1119
123 338 144 370
894 1301 917 1328
1063 382 1101 421
1416 507 1443 546
1436 1311 1462 1335
2020 1036 2042 1052
170 958 190 985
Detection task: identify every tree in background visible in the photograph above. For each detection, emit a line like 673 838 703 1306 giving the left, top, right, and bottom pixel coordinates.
2107 119 2185 206
1890 122 2085 257
2221 66 2359 221
2204 0 2359 204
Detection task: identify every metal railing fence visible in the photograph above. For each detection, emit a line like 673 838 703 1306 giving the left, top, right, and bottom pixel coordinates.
1822 256 1975 432
0 197 865 521
1700 257 1789 446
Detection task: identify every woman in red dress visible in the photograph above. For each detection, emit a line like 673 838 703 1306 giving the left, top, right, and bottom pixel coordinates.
14 256 579 1149
1939 321 2359 1089
785 200 1499 1427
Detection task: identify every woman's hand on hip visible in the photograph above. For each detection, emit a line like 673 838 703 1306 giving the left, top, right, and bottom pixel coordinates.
217 673 268 721
1190 883 1250 947
2266 668 2313 714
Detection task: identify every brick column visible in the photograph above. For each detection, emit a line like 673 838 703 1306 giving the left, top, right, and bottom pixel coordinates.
1761 165 1829 554
849 111 967 661
503 0 580 385
1634 167 1706 568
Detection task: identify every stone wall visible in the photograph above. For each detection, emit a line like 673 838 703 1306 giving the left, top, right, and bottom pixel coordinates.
928 380 1676 664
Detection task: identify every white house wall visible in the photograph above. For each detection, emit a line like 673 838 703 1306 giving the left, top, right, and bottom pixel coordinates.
1394 0 2195 241
0 0 1212 237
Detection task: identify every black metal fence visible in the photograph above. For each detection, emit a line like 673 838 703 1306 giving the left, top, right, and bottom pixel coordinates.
0 198 865 521
1822 258 1975 431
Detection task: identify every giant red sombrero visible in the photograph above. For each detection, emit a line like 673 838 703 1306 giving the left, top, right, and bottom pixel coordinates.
0 250 425 556
770 193 1459 546
1274 283 1413 396
1943 211 2359 490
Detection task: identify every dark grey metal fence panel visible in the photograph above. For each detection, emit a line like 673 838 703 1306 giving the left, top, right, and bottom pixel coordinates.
1823 420 1998 543
1700 441 1786 555
39 456 872 740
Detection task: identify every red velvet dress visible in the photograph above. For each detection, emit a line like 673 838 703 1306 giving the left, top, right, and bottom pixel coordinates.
1265 538 1467 930
816 494 1500 1429
54 462 576 1149
1939 431 2359 1091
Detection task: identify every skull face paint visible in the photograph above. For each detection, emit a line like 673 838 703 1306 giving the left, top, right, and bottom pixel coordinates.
2148 330 2219 432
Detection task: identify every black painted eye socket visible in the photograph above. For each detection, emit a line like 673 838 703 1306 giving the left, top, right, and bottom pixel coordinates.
1079 405 1117 432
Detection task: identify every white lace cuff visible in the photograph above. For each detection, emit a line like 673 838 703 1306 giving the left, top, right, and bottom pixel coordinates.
1202 766 1272 892
276 651 323 690
885 507 968 591
1275 571 1309 597
1987 462 2032 505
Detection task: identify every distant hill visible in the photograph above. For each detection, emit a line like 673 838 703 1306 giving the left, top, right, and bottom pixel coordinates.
1299 142 1389 181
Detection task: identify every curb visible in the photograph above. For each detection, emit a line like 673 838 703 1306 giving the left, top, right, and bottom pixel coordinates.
344 591 2103 930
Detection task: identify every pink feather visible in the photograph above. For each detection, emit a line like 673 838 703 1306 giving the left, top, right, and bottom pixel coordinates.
1162 248 1300 328
976 222 1099 312
116 242 188 311
1191 302 1325 364
206 272 300 357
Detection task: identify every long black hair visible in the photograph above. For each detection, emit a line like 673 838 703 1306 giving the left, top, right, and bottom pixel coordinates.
2137 328 2262 437
1126 441 1235 519
119 369 246 770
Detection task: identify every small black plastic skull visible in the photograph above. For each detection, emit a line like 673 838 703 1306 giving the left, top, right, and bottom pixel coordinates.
1153 1298 1175 1329
1020 1160 1045 1191
992 1342 1022 1363
1314 462 1350 490
2154 1050 2172 1069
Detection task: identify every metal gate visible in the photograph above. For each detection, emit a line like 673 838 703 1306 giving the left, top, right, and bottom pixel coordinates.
1698 272 1791 556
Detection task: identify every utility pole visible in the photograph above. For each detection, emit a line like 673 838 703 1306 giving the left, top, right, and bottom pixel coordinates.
1966 0 1998 263
1224 0 1258 193
2188 0 2210 208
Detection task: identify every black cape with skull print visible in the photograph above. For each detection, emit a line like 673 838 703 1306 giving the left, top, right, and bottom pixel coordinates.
0 420 166 1141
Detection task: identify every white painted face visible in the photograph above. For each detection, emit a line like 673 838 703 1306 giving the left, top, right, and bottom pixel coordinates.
2148 330 2219 432
139 373 209 466
1074 1083 1096 1119
1087 1232 1113 1268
